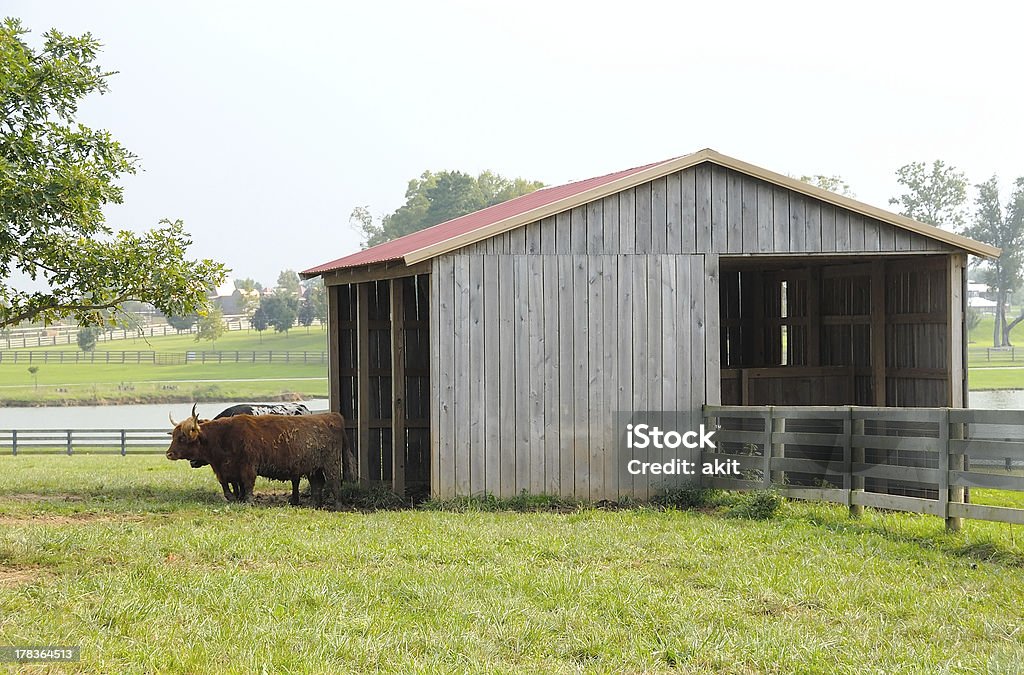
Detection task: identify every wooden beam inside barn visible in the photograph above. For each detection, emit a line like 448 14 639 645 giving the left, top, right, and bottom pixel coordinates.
390 278 406 496
356 282 370 485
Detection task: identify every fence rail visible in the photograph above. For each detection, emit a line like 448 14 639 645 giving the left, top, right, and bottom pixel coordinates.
0 429 170 456
704 405 1024 529
0 350 328 366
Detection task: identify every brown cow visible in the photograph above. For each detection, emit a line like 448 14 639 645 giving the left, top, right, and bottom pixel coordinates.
166 407 355 507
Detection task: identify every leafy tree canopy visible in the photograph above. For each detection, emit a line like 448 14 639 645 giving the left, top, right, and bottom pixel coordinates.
195 305 225 346
799 174 855 197
351 170 544 247
276 269 300 295
0 19 225 329
261 292 298 333
76 325 101 352
889 160 968 230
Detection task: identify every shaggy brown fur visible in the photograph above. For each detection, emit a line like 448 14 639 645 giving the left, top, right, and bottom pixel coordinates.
166 411 356 507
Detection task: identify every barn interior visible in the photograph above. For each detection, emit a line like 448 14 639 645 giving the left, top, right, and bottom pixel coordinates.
716 252 966 496
331 275 432 499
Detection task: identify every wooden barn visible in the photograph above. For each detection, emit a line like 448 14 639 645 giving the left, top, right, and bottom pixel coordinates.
301 149 999 501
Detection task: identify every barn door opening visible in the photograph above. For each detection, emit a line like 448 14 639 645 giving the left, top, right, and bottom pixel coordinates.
331 275 431 499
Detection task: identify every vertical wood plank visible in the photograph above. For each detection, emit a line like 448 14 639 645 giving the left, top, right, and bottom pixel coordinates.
619 188 636 254
704 254 722 406
435 259 456 498
468 255 486 495
528 255 546 494
835 209 851 251
849 214 866 250
484 256 501 495
570 206 588 255
709 165 727 253
687 256 704 441
498 256 516 497
804 200 822 251
573 255 590 498
820 204 837 253
450 256 468 499
617 256 635 498
635 182 653 253
430 264 443 496
864 217 881 252
587 200 604 255
726 170 743 253
540 216 557 254
327 284 341 414
696 164 712 253
666 171 683 254
741 177 758 252
514 257 532 494
949 254 965 407
390 279 406 496
871 260 886 405
772 187 790 252
555 211 571 255
789 194 806 252
659 255 677 494
588 255 604 501
356 282 371 485
651 177 668 253
601 255 618 502
757 181 773 253
632 256 650 499
543 254 561 494
557 256 575 496
602 195 619 257
525 220 541 254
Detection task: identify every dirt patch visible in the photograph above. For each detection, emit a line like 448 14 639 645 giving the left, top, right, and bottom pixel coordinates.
1 493 86 503
0 566 48 587
0 513 144 526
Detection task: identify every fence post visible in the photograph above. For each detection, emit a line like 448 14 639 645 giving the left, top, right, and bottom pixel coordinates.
121 430 127 456
762 408 773 488
850 408 864 517
12 430 17 456
770 411 786 486
66 430 73 456
938 408 950 523
841 408 852 508
947 413 965 532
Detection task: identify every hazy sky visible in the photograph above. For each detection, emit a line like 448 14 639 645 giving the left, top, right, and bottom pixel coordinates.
7 1 1022 285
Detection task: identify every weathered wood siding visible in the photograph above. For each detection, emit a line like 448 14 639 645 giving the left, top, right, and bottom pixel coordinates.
430 252 716 500
457 165 951 257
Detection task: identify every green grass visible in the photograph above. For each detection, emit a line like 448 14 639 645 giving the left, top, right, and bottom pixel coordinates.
1 456 1023 672
967 366 1024 391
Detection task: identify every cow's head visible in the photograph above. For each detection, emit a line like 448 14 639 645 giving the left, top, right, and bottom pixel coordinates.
166 404 205 461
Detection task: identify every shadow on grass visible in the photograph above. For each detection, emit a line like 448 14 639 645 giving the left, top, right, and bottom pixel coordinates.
789 503 1024 568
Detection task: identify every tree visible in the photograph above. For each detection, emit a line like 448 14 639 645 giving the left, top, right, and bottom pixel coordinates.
234 278 263 292
166 314 197 332
76 326 101 352
799 174 855 197
195 306 225 348
0 20 226 329
304 281 327 324
352 170 544 247
27 365 39 389
261 292 298 334
889 160 968 230
251 306 269 343
963 176 1024 346
277 270 301 296
298 300 315 333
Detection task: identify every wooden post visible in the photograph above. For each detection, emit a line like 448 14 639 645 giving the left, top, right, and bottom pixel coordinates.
390 279 406 497
807 266 821 367
770 413 785 486
762 409 773 488
947 418 965 532
870 261 888 495
850 411 865 517
327 284 342 415
356 282 371 485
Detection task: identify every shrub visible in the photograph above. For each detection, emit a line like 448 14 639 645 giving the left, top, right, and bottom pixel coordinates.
651 486 723 510
728 490 783 520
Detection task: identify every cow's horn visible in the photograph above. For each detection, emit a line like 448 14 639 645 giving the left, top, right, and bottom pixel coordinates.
169 412 178 427
191 403 198 419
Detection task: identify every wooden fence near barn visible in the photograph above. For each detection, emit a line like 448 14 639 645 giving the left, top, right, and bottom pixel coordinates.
704 405 1024 530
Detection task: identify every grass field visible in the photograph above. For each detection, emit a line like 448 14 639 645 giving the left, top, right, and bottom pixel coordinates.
0 327 329 405
1 456 1023 673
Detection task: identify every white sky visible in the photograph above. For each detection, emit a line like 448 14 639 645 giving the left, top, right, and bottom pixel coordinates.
6 0 1023 285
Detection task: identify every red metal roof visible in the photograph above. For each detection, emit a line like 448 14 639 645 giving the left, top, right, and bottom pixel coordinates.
302 158 678 276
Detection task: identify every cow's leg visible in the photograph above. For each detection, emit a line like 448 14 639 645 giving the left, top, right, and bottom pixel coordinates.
229 481 243 499
289 478 300 506
322 465 341 510
309 470 325 508
239 467 257 503
220 480 236 502
342 432 357 483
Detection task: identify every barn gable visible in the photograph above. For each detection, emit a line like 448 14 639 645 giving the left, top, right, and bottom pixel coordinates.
454 163 953 257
